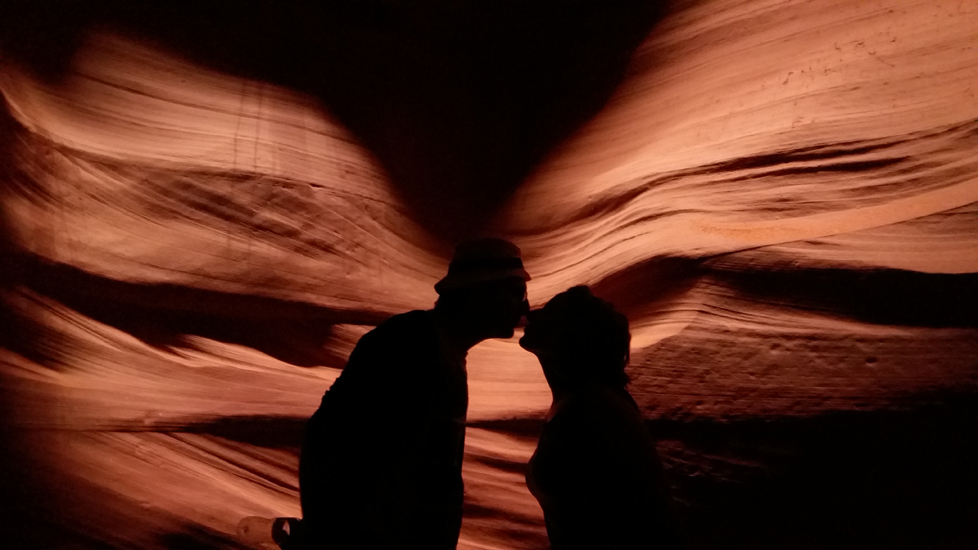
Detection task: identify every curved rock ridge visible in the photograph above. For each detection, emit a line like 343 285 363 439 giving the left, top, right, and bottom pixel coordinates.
1 0 977 548
498 0 978 294
2 33 445 316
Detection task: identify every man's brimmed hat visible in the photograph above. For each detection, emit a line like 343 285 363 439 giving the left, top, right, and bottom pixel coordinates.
434 238 530 294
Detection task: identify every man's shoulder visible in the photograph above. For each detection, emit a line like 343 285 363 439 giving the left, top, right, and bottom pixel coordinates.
354 310 438 354
377 309 434 329
370 309 435 339
330 311 437 392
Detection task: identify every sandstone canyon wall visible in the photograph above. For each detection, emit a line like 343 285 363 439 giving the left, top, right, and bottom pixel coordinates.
1 1 977 548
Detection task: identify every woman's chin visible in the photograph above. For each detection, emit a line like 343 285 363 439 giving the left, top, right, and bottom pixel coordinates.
519 337 546 357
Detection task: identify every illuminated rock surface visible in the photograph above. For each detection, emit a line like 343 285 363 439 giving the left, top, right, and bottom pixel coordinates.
1 0 976 548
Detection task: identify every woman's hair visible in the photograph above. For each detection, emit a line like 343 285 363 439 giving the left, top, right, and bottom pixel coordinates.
549 285 631 388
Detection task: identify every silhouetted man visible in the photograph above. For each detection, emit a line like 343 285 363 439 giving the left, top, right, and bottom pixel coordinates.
298 239 530 550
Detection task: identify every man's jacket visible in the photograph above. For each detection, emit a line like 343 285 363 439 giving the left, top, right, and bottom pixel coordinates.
299 310 468 550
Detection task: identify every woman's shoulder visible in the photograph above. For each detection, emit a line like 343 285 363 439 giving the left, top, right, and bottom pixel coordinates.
564 386 640 414
546 386 661 471
554 386 646 432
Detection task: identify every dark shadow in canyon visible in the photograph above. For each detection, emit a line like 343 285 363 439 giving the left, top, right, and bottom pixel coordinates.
0 95 53 549
658 391 978 550
155 391 978 550
158 525 250 550
181 415 307 451
712 266 978 328
582 255 978 330
10 256 376 368
589 256 705 320
0 0 674 239
475 391 978 550
21 453 254 549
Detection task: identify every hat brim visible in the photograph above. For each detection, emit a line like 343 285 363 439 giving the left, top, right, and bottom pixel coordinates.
434 268 530 294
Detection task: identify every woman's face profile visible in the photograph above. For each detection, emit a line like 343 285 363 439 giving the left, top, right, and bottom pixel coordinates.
520 287 629 391
519 293 576 358
518 307 546 354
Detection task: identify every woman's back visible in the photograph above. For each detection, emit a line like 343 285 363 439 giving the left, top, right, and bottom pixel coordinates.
527 386 683 550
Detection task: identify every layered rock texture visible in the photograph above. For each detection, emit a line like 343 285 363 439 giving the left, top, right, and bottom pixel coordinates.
2 0 976 548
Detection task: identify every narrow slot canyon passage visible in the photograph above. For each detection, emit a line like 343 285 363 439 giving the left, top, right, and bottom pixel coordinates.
1 1 977 548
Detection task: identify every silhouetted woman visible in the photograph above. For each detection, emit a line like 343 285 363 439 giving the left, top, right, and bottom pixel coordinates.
520 286 683 550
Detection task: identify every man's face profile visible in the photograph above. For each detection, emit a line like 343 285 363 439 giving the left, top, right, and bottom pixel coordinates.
468 278 529 339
